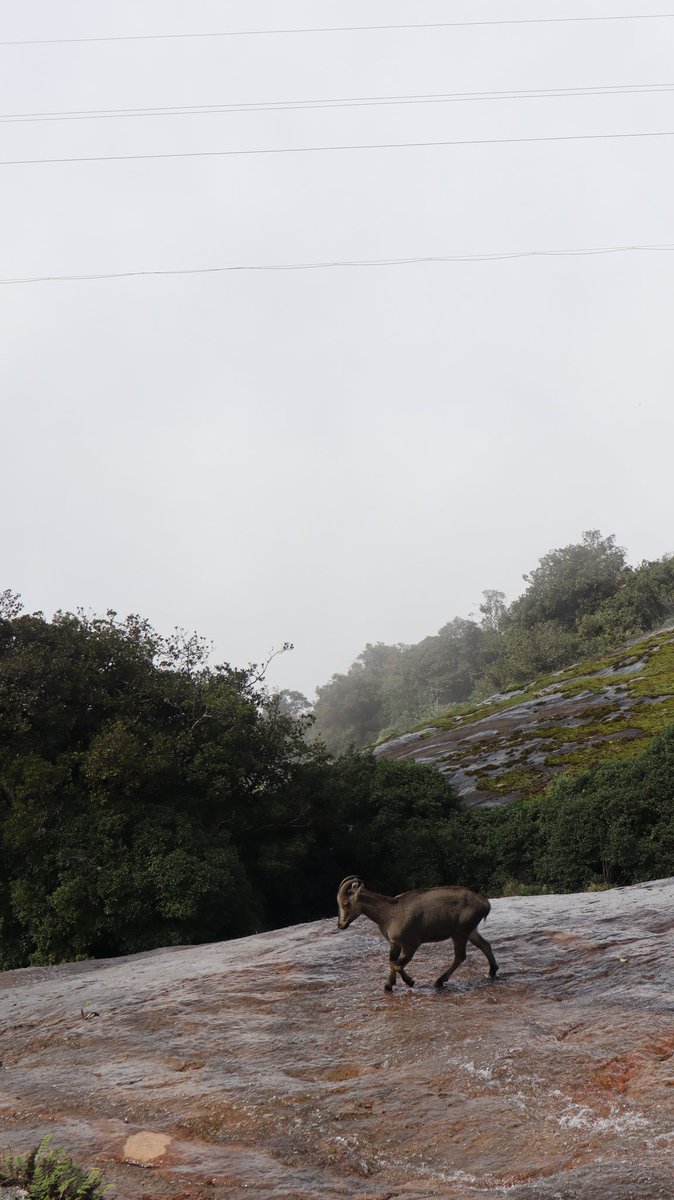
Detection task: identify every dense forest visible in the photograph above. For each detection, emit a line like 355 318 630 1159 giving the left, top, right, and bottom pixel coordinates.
311 531 674 752
0 530 673 970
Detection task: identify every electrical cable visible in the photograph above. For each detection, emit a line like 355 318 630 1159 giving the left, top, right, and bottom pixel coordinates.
2 243 674 287
2 82 674 125
2 12 674 47
3 128 674 168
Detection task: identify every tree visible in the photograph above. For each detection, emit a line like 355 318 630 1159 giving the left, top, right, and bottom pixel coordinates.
0 605 320 967
577 554 674 647
273 689 313 719
0 589 22 620
510 531 627 630
479 589 507 634
312 643 404 751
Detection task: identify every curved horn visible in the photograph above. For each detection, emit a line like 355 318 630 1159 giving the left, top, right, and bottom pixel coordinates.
338 875 364 896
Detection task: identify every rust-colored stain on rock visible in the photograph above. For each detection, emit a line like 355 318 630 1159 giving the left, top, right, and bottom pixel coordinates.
0 878 672 1199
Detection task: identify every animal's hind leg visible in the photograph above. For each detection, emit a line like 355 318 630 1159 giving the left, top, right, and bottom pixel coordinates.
434 936 467 989
384 943 400 992
469 927 499 977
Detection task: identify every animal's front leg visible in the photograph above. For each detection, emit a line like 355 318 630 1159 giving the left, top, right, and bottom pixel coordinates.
396 948 416 988
384 943 416 991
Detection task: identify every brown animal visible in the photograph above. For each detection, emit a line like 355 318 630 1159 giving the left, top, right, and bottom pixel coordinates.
336 876 499 992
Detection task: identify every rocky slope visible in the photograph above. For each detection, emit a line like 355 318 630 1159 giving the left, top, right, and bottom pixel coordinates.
374 626 674 807
0 878 672 1199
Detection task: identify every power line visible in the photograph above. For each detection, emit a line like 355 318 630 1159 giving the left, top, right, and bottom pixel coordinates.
3 82 674 125
2 244 674 287
3 128 674 169
2 12 674 47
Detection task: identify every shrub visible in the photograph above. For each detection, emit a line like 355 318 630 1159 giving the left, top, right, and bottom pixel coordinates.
0 1137 110 1199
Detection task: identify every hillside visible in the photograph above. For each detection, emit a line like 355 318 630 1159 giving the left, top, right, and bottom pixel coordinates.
1 588 671 969
0 879 671 1199
374 625 674 807
311 534 674 754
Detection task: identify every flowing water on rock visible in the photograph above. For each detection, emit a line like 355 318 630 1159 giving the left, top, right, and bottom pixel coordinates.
0 880 672 1198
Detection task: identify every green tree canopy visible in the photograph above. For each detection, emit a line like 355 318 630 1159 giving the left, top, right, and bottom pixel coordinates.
509 530 627 630
0 604 319 966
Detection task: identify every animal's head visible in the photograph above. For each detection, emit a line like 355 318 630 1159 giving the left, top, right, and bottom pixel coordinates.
336 875 364 929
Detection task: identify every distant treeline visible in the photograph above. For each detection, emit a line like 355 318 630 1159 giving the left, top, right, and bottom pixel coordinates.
0 586 672 970
311 531 674 752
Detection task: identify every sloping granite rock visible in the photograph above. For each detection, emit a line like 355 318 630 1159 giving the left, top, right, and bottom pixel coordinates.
0 879 672 1198
374 628 674 806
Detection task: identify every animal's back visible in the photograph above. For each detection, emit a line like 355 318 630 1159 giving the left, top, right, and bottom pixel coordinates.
392 885 490 943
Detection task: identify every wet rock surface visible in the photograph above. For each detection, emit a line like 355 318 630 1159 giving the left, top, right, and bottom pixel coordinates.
1 879 672 1199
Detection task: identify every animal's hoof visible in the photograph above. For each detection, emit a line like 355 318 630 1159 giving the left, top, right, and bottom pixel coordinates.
384 984 394 992
490 966 499 977
407 978 415 988
434 981 446 990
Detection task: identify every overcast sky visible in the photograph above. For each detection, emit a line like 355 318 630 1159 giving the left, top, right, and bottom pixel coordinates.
3 1 674 699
